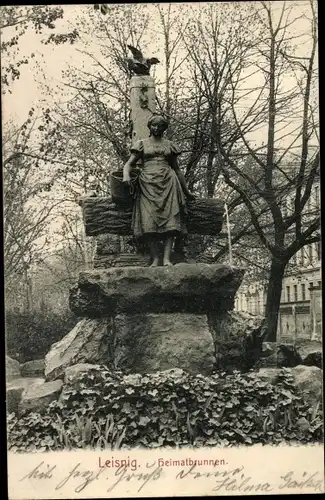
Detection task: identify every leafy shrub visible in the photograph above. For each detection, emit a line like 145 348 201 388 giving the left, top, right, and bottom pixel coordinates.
7 367 323 452
5 308 78 362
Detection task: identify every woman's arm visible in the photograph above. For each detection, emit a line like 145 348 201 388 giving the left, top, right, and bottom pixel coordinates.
170 156 195 200
123 152 140 183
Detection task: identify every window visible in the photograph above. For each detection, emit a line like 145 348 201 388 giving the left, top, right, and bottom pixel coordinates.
308 244 313 263
316 242 321 261
294 284 298 302
301 283 306 301
286 286 291 302
300 248 305 267
315 185 320 209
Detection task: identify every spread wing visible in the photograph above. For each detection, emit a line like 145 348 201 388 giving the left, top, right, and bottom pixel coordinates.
127 45 143 60
127 58 149 75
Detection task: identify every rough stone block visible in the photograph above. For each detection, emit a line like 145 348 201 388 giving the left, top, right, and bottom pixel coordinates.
114 313 215 375
302 351 322 368
21 359 45 377
209 310 267 371
94 253 151 269
45 318 114 381
69 263 245 317
6 378 45 414
19 380 63 416
6 355 21 381
290 365 323 407
277 344 303 367
258 342 308 368
297 342 323 368
64 363 103 384
254 366 323 408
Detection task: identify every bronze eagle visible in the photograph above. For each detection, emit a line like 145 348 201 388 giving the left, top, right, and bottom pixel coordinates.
126 45 160 76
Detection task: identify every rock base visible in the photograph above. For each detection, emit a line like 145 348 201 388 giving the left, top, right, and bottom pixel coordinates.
45 313 216 380
45 264 252 380
44 311 277 381
21 359 45 377
209 311 267 372
45 318 115 381
114 313 215 375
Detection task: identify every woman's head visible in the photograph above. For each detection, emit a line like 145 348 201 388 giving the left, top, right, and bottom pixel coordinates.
147 114 169 136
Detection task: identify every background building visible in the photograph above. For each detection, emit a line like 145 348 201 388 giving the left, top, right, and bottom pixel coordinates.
235 181 321 342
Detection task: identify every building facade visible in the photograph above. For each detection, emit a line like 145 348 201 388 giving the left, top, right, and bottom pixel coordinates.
234 182 321 342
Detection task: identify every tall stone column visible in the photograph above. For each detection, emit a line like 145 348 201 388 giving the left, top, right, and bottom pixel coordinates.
92 76 157 266
130 76 156 146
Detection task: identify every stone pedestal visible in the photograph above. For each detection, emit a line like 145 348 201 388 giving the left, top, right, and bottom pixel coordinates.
130 75 156 146
114 313 215 375
42 264 276 381
44 313 215 380
69 263 244 316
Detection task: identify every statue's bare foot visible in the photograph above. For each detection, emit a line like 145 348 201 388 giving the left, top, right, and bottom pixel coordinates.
163 260 173 267
150 259 159 267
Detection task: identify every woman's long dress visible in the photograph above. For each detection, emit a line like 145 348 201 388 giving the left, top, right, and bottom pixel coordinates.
131 138 187 238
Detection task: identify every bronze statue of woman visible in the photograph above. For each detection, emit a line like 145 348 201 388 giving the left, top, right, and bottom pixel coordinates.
123 114 195 266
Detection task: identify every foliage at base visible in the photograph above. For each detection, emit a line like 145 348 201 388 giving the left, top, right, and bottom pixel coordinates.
7 367 323 452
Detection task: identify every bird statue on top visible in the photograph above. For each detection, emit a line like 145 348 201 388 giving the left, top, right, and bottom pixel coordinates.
126 45 160 76
94 3 109 15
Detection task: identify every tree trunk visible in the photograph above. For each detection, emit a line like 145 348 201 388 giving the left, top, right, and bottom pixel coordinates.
24 267 33 312
265 257 286 342
207 114 217 198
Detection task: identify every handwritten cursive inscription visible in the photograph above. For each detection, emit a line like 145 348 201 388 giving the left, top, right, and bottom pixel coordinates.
176 464 273 493
18 460 324 495
19 460 163 494
20 461 57 481
279 471 324 493
106 462 163 493
55 463 106 493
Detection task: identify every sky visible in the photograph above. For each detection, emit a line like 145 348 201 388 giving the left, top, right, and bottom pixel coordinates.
2 1 317 132
2 5 85 122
